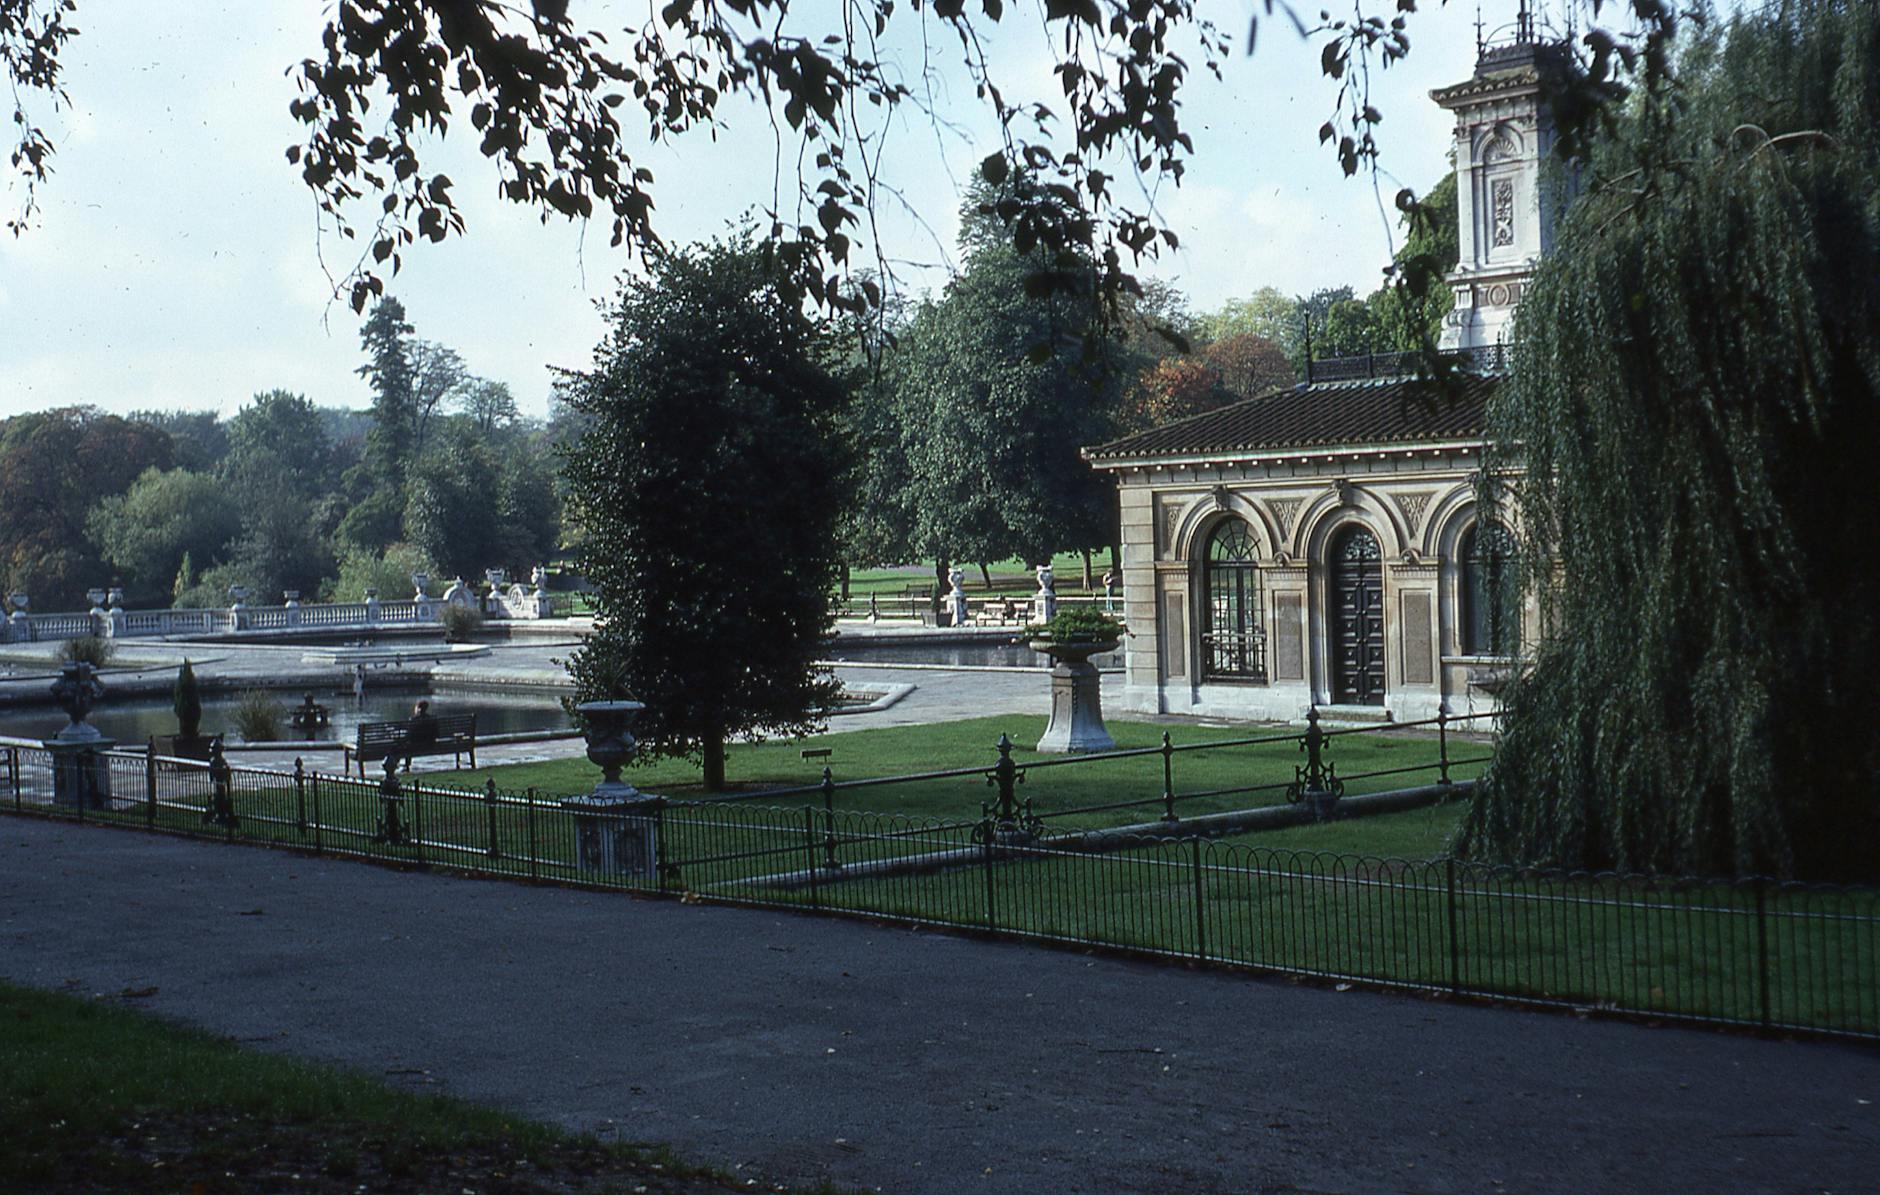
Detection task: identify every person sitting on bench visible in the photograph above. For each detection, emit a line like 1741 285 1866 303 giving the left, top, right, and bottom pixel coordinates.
404 699 439 771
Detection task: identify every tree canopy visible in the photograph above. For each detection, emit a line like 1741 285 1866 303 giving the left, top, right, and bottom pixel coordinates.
1460 0 1880 882
558 235 847 790
870 179 1125 578
3 0 1682 324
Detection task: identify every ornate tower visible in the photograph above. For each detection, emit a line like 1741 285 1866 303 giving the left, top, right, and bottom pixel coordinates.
1430 4 1569 351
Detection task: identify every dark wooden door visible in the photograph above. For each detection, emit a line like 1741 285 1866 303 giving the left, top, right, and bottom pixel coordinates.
1330 527 1385 705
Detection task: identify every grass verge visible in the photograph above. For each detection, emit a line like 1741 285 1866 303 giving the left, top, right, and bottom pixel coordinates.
0 979 815 1194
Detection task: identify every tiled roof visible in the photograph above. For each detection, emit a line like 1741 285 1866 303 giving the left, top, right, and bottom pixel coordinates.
1085 371 1499 463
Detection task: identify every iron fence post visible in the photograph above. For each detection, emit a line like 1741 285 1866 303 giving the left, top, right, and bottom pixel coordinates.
820 766 839 870
992 734 1018 826
144 735 157 829
412 779 426 866
1437 710 1451 785
803 806 821 908
1161 732 1177 822
526 786 539 881
485 777 500 858
1446 856 1461 995
293 757 307 835
1755 878 1772 1030
9 745 19 812
981 814 998 931
310 772 323 854
1191 838 1207 959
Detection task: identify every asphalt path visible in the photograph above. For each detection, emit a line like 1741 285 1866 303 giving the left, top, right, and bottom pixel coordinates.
3 817 1875 1194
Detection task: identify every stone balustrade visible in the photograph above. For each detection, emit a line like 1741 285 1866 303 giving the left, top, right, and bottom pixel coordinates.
1 567 564 644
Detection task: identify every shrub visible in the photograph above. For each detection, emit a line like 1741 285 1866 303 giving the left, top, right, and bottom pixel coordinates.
440 603 484 643
59 635 115 668
230 690 283 743
172 660 202 737
1027 606 1124 642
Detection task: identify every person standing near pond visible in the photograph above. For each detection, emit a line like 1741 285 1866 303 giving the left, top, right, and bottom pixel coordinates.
404 699 439 772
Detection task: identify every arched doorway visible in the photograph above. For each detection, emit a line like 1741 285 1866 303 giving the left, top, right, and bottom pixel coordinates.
1329 526 1385 705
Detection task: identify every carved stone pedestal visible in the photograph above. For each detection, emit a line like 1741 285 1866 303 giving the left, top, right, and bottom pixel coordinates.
1032 638 1118 754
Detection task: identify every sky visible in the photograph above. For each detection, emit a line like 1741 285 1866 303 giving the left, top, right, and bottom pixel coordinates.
0 1 1516 422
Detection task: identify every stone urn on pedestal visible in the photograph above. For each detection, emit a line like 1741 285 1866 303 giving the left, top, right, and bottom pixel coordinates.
563 700 662 880
45 661 115 808
1030 622 1120 754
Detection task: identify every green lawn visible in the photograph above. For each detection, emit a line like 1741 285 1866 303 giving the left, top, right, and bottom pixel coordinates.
844 550 1116 597
0 980 772 1194
30 716 1875 1040
425 715 1489 831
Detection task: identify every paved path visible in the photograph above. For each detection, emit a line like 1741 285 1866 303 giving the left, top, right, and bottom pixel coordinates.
3 817 1873 1194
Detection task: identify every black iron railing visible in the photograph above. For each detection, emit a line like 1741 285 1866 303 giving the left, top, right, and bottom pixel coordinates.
2 723 1874 1041
1304 344 1513 384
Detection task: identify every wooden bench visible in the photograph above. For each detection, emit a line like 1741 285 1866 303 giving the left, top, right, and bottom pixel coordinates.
345 713 478 776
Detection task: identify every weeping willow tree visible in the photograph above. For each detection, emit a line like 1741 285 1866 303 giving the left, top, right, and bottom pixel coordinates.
1460 0 1880 882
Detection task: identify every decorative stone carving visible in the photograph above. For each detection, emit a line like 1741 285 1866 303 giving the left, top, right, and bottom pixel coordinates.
1211 483 1233 512
947 567 968 628
563 700 661 879
1034 564 1058 622
1333 478 1356 507
1483 128 1520 164
1391 490 1435 535
1492 177 1515 247
1267 497 1302 539
1160 500 1183 558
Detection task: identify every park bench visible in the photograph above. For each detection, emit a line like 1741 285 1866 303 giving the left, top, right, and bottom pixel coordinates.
345 713 478 776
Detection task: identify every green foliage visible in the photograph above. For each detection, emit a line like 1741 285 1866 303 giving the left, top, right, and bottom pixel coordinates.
85 467 240 603
358 297 417 478
404 425 501 579
559 235 847 789
0 407 173 608
324 543 435 603
873 179 1124 571
1374 172 1459 352
172 659 202 738
439 602 483 643
1462 1 1880 881
1028 606 1124 642
229 689 283 743
59 634 114 668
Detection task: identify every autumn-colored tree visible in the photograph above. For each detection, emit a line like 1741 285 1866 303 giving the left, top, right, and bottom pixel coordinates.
1116 357 1229 435
1200 332 1294 398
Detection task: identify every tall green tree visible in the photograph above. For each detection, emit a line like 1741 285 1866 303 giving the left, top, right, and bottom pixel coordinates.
1374 172 1459 352
1461 0 1880 881
86 467 240 603
0 407 172 607
882 180 1125 590
559 236 847 790
358 297 417 479
403 424 501 581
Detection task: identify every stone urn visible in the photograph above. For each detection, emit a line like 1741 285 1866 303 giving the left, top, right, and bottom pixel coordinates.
1029 634 1119 754
46 661 115 808
563 700 661 879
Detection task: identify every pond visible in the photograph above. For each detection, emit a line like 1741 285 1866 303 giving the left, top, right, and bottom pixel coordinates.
0 689 572 745
819 639 1122 670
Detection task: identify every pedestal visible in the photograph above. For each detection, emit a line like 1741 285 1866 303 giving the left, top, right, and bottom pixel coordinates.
1032 639 1117 754
46 735 115 809
561 794 661 880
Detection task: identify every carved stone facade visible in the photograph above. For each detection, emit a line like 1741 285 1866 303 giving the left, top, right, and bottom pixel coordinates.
1096 435 1526 723
1432 37 1571 352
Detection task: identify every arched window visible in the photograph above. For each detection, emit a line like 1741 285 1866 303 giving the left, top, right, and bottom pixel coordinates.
1202 520 1265 681
1462 522 1521 656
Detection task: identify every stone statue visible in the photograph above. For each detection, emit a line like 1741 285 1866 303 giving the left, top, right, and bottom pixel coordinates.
1035 564 1058 622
